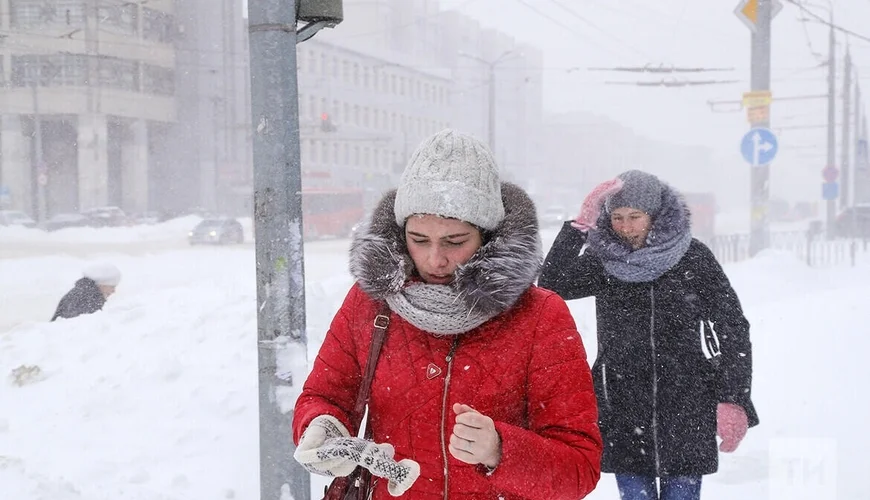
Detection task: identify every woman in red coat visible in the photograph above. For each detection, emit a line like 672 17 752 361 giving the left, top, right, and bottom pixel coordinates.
293 129 602 499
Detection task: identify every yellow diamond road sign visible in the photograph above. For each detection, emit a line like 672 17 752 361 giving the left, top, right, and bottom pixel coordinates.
735 0 783 32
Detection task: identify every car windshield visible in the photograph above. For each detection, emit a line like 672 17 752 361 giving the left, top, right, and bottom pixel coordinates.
197 220 229 228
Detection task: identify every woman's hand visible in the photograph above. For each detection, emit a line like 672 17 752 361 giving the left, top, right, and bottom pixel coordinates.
449 403 501 468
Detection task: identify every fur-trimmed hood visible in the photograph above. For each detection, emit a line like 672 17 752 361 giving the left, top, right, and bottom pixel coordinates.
349 182 542 318
588 180 692 254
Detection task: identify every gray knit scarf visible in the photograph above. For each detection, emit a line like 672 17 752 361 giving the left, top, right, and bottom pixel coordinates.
587 183 693 283
385 283 497 335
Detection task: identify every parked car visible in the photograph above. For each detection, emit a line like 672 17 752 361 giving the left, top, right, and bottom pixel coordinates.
42 213 91 232
188 218 244 245
0 210 37 228
81 206 128 227
834 204 870 238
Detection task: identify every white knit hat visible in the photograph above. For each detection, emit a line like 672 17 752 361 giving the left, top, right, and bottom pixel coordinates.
394 129 504 230
83 262 121 287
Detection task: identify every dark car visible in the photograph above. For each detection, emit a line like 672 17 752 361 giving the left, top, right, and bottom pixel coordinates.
41 213 91 231
81 206 129 227
0 210 37 228
188 218 244 245
834 204 870 238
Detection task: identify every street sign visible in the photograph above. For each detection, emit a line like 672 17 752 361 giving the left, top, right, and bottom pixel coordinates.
822 182 839 200
735 0 784 33
742 90 773 108
740 127 779 166
747 105 769 125
822 165 839 183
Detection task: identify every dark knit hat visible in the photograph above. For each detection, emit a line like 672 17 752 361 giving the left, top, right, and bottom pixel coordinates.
605 170 664 216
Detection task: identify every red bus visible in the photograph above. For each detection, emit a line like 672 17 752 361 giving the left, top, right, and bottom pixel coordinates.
302 188 365 239
683 192 717 244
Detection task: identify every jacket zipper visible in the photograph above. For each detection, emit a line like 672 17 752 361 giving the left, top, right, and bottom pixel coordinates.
440 337 460 500
649 286 661 475
601 363 610 407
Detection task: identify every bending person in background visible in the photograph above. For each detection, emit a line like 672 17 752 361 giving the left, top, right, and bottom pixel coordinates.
293 129 602 499
51 263 121 321
539 170 758 500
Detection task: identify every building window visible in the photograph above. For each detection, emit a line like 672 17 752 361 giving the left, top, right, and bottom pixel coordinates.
142 7 174 43
142 64 174 95
309 95 317 119
320 54 328 76
99 57 139 91
333 143 340 164
353 63 360 86
312 140 320 163
10 0 85 28
99 3 138 34
11 54 87 87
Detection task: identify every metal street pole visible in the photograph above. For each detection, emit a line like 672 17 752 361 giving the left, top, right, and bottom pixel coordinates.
247 1 309 499
749 0 772 256
31 81 46 223
825 17 836 239
840 48 852 209
487 62 496 157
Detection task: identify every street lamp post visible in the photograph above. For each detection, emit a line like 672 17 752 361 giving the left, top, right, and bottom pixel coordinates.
458 50 520 158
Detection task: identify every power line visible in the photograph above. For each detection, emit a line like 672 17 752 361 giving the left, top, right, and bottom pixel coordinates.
546 0 651 59
511 0 627 61
784 0 870 44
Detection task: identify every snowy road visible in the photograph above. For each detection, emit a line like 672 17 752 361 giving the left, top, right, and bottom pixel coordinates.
2 222 869 499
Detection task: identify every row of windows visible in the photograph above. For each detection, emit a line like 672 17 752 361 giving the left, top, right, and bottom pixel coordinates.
300 49 449 106
299 93 447 136
301 140 405 170
8 0 174 43
9 54 174 95
301 134 450 169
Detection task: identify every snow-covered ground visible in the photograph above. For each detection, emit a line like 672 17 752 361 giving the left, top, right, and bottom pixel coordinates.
1 222 868 499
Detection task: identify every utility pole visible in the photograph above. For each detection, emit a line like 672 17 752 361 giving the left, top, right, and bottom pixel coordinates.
248 1 342 499
825 17 837 239
487 63 496 157
31 81 46 223
247 1 308 499
749 0 772 256
840 48 852 209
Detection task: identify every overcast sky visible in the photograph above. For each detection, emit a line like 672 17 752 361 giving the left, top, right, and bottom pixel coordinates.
439 0 870 203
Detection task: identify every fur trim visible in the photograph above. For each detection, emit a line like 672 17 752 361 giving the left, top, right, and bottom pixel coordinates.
349 182 542 317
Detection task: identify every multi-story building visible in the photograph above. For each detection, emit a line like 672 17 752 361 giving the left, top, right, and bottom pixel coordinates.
172 0 251 215
319 0 545 187
0 0 178 219
296 37 454 206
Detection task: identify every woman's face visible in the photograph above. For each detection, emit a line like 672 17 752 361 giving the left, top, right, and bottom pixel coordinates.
405 215 483 285
610 207 652 250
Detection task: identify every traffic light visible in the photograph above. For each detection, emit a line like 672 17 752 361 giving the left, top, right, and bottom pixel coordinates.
320 113 337 132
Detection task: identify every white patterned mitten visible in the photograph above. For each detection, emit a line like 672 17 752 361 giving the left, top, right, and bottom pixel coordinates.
293 415 355 477
314 437 421 496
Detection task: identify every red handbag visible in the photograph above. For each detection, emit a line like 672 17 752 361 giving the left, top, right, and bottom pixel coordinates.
322 303 391 500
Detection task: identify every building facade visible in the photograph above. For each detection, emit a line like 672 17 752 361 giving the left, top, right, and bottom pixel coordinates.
0 0 177 220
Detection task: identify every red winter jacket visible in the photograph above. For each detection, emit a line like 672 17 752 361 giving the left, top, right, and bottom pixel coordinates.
294 283 602 499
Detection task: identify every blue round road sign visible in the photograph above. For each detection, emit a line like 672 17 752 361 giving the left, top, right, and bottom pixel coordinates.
740 128 779 166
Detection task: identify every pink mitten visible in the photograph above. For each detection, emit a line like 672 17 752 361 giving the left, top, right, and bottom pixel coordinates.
717 402 748 452
571 178 625 231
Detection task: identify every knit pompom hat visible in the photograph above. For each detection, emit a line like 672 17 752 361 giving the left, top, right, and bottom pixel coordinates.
394 129 504 230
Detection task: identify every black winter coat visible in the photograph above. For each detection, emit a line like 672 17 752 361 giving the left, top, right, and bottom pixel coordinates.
539 222 759 477
51 278 106 321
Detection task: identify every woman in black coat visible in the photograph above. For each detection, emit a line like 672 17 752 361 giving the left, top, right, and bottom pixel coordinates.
51 263 121 321
539 170 758 500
